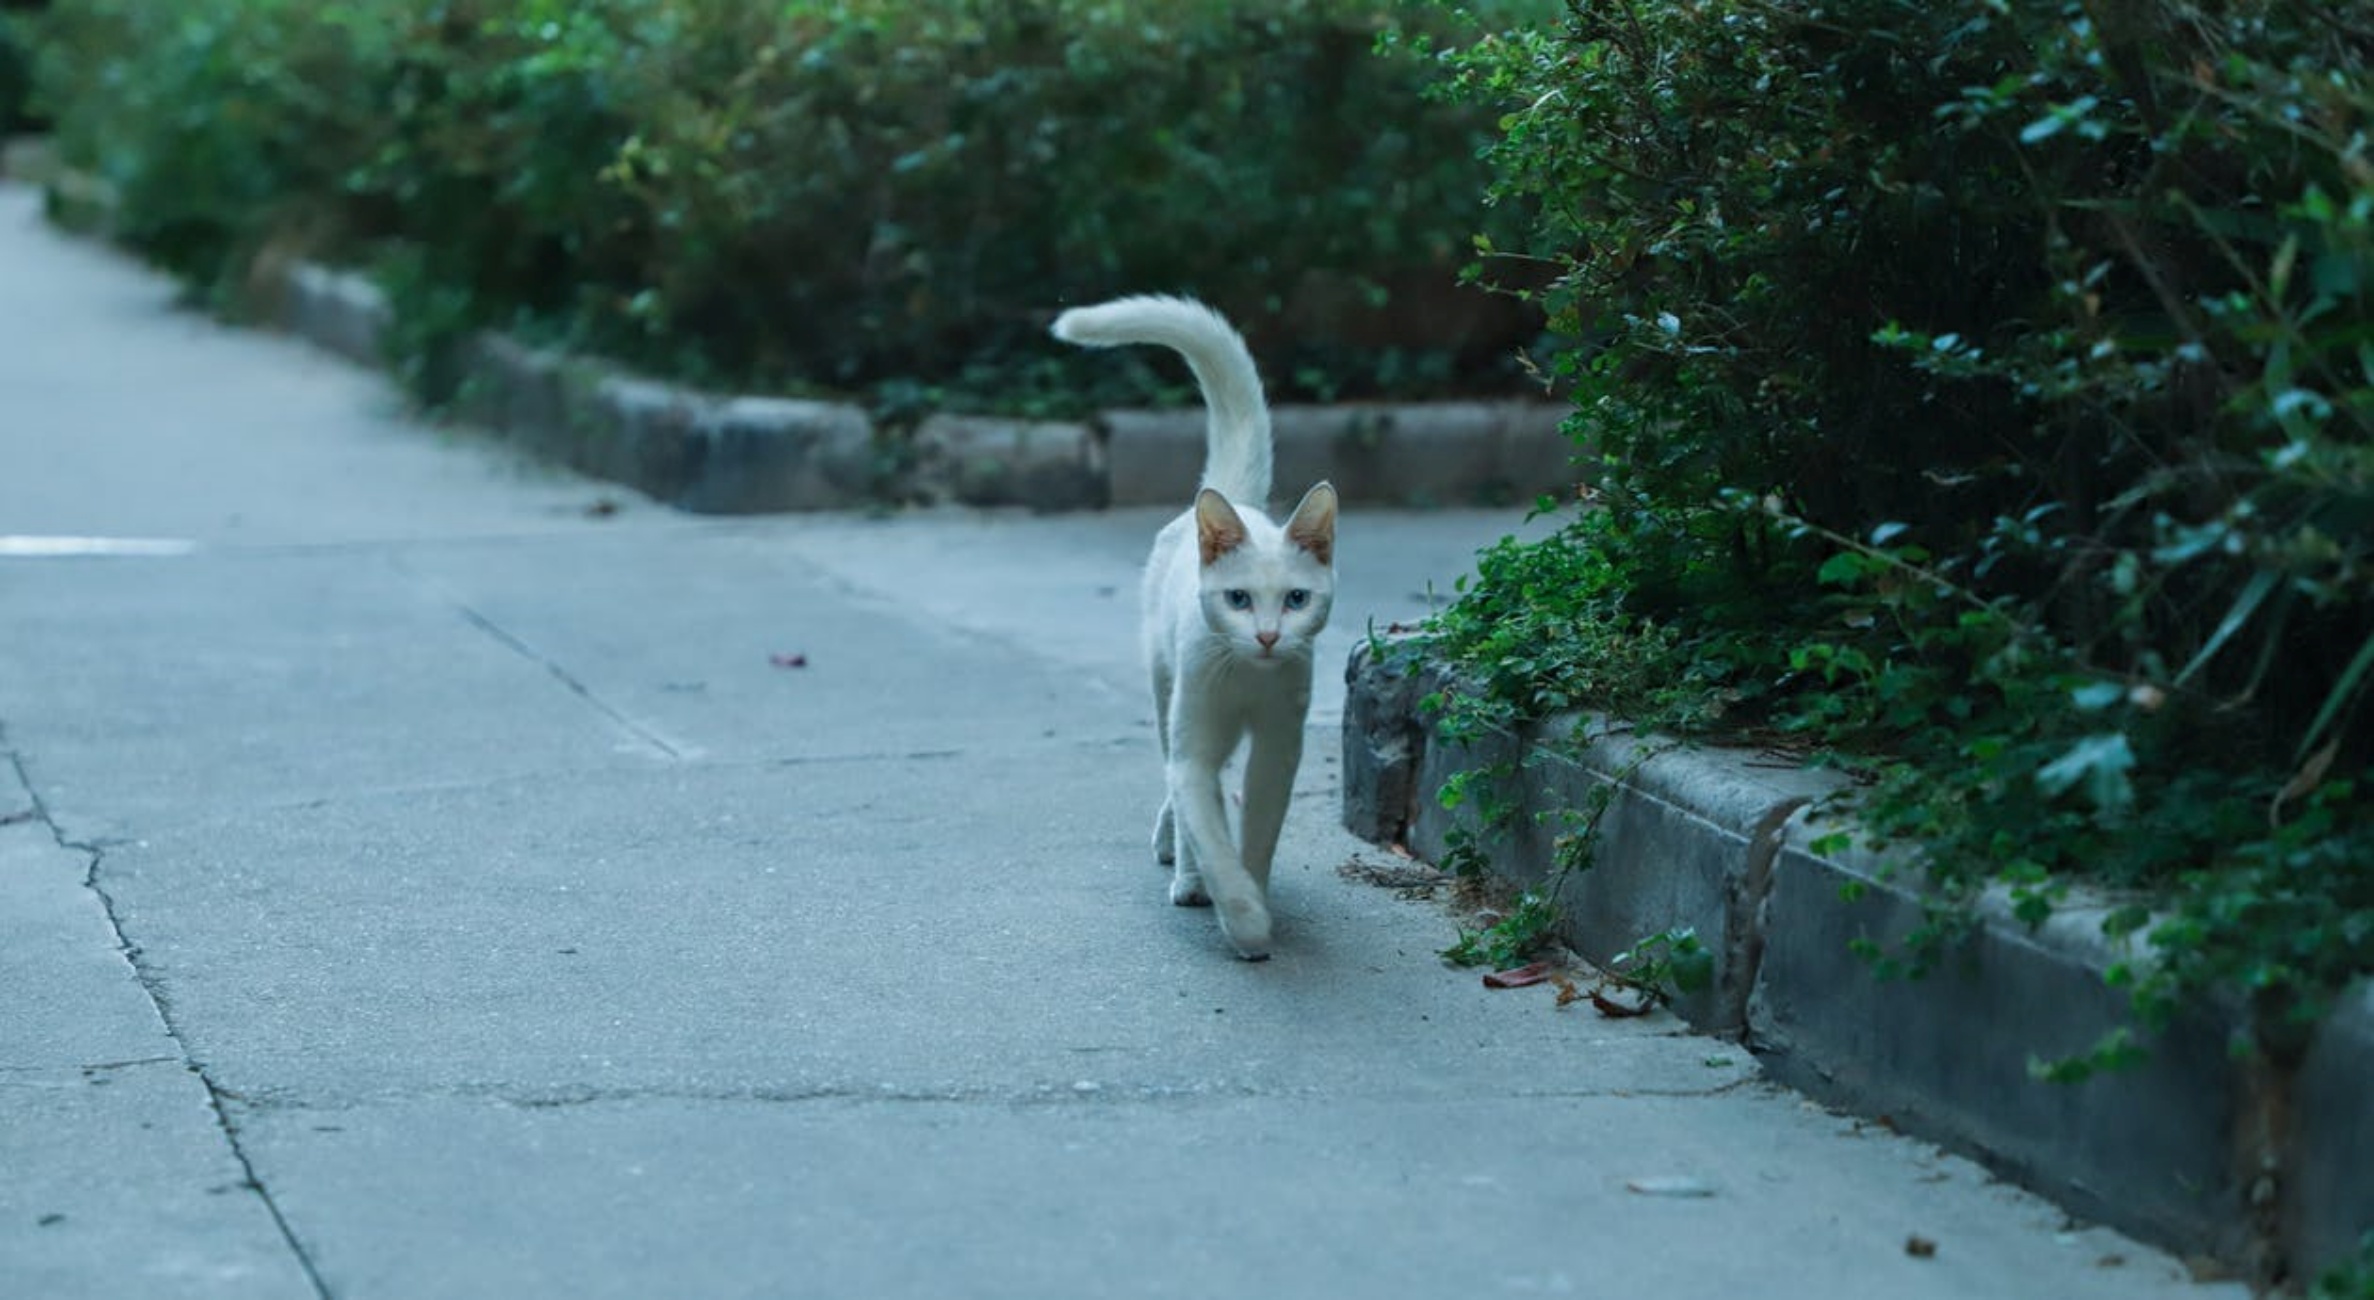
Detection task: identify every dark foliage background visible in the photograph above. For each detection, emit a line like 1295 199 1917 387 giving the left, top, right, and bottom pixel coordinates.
21 0 1553 412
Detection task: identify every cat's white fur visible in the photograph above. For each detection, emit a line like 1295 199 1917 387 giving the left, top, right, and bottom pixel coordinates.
1052 295 1337 960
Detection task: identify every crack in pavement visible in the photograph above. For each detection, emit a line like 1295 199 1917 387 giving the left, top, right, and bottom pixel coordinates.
7 749 335 1300
0 1055 184 1078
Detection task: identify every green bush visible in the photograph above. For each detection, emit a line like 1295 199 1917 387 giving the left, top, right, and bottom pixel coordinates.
1 2 48 133
1423 0 2374 1058
26 0 1551 409
26 0 401 280
0 26 23 133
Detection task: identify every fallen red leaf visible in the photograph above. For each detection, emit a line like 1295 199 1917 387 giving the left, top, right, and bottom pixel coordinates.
1589 982 1656 1018
1483 961 1556 989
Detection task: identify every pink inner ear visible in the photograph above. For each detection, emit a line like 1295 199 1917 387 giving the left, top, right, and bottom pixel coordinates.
1199 516 1247 566
1286 484 1337 565
1195 490 1250 565
1288 517 1334 565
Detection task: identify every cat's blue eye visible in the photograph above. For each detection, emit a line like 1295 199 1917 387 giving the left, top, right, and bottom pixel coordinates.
1284 589 1311 610
1225 589 1253 610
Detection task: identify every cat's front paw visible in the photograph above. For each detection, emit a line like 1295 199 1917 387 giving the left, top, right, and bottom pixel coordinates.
1216 898 1273 961
1169 870 1210 907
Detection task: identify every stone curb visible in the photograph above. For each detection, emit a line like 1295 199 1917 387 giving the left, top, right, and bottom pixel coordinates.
3 137 113 235
279 264 392 369
257 260 1572 515
0 147 1579 515
2292 987 2374 1280
1343 638 2369 1282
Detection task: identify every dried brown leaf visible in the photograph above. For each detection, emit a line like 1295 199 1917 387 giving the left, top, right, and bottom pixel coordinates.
1589 982 1656 1018
2272 738 2340 827
1483 961 1556 989
1551 973 1583 1008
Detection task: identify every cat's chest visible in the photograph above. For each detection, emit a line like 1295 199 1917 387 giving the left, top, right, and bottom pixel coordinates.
1182 660 1311 721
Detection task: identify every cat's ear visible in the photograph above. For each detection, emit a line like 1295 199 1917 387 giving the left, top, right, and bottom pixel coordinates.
1285 482 1338 567
1195 489 1250 566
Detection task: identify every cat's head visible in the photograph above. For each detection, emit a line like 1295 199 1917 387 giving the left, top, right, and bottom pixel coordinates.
1194 483 1337 666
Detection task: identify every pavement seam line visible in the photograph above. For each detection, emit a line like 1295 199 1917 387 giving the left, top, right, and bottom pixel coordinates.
211 1076 1770 1116
451 601 688 760
7 750 336 1300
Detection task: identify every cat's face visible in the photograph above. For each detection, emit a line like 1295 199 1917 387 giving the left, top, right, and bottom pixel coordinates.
1195 484 1337 666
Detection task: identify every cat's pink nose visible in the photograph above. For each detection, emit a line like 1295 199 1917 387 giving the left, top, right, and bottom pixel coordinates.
1257 630 1280 650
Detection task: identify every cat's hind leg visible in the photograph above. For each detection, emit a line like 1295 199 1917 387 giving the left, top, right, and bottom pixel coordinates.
1150 659 1178 868
1164 789 1207 908
1153 801 1179 869
1167 832 1209 908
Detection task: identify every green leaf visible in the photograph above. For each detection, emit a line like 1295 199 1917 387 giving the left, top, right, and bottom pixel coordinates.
2019 96 2099 144
2175 569 2277 687
1817 552 1870 586
2035 732 2137 813
2069 681 2125 711
2298 630 2374 763
1669 938 1713 994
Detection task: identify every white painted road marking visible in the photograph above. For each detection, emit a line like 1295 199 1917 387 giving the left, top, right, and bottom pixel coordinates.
0 536 199 557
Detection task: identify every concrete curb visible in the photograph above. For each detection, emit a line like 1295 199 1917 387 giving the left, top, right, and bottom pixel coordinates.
1343 638 2370 1282
278 264 391 369
3 137 113 235
2292 988 2374 1278
1 148 1579 514
256 260 1573 515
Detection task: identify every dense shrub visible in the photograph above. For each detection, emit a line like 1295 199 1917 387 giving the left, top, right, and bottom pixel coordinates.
27 0 400 277
0 1 46 133
1422 0 2374 1059
25 0 1551 410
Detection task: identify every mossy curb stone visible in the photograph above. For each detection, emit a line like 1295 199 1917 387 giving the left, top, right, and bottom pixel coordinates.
1101 403 1571 508
2289 988 2374 1281
690 398 879 514
1 161 1575 515
911 414 1107 511
281 264 393 370
1342 636 2370 1284
5 138 115 237
1750 815 2251 1262
256 258 1573 515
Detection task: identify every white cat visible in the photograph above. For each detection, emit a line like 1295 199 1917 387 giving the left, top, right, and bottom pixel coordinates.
1053 295 1338 961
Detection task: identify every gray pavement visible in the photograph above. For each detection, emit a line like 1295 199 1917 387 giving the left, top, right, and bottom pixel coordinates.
0 181 2241 1298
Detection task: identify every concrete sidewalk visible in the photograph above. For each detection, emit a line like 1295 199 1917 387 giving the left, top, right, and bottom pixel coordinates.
0 182 2239 1298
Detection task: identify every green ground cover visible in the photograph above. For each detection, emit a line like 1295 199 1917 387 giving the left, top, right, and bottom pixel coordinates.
1411 0 2374 1079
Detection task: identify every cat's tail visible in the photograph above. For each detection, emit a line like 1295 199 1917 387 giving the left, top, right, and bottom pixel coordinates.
1051 295 1271 506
